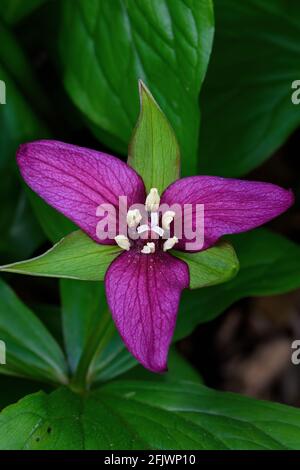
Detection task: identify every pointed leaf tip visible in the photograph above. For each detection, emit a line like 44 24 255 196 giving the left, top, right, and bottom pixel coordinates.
138 80 156 105
128 81 180 193
0 230 121 281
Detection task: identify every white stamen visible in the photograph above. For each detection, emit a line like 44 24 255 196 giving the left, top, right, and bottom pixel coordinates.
162 211 176 231
137 213 165 237
127 209 142 228
151 212 159 227
147 242 155 253
115 235 131 251
152 225 164 237
141 242 155 254
163 236 178 252
145 188 160 212
137 224 149 234
150 212 164 237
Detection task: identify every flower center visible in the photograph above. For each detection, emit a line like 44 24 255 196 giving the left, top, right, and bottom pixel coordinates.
114 188 178 254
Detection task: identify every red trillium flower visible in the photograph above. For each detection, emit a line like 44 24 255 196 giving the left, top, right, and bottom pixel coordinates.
16 139 293 372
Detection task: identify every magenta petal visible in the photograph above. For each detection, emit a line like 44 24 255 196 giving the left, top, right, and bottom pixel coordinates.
161 176 294 251
17 140 145 243
105 250 189 372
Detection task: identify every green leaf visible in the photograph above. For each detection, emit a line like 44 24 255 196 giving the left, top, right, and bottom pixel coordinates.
27 188 77 244
0 23 71 247
0 230 121 281
0 187 45 264
87 330 137 386
60 0 214 176
0 278 68 385
175 229 300 340
128 81 180 193
172 241 239 289
0 0 48 24
31 302 63 347
0 22 49 116
0 23 47 260
60 279 107 373
2 381 300 449
200 0 300 176
0 53 39 164
61 279 135 385
0 376 50 411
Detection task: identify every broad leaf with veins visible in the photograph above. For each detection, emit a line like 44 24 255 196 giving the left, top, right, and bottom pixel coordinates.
60 0 214 176
1 381 300 450
199 0 300 176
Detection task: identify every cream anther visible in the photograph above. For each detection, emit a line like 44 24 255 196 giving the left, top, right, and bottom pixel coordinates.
163 236 178 252
114 235 131 251
141 242 155 254
127 209 142 228
145 188 160 212
162 211 175 231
